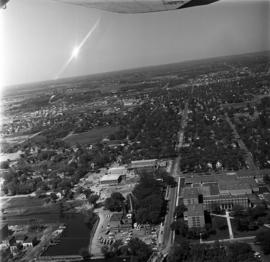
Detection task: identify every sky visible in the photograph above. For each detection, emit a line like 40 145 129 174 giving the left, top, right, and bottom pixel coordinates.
1 0 270 86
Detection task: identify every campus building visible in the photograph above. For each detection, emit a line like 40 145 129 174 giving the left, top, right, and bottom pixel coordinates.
186 204 205 228
181 173 260 228
203 194 249 211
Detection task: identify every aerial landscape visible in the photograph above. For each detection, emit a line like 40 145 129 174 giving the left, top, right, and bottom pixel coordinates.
1 51 270 262
1 0 270 262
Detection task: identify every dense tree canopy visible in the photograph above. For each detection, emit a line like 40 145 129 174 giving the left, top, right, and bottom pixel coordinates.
104 192 125 212
168 241 257 262
132 173 166 224
127 238 152 262
255 229 270 254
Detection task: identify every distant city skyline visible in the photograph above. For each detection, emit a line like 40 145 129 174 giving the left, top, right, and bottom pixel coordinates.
2 0 270 86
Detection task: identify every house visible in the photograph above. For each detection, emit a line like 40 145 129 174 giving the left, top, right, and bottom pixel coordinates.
22 237 34 248
15 234 27 245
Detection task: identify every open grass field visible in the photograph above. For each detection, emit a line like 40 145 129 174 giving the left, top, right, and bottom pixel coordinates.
63 126 119 146
3 196 44 209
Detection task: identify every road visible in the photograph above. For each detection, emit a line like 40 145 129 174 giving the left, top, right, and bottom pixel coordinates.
162 185 177 251
176 102 189 152
89 208 109 258
152 100 189 261
149 92 192 262
224 112 257 170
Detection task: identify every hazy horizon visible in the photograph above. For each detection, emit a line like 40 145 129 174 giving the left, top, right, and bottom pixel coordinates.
3 49 270 89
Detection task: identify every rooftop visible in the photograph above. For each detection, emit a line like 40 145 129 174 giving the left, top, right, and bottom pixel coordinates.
204 194 248 201
185 173 257 194
108 166 127 175
182 187 199 199
131 159 157 168
187 204 204 217
204 183 220 195
100 173 122 182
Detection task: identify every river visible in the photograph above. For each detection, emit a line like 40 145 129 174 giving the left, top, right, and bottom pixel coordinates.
41 213 90 257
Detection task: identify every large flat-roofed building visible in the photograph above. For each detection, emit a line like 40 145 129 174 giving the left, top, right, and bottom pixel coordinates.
100 173 123 185
203 194 249 211
130 159 157 173
183 187 199 206
108 166 127 177
108 166 126 173
184 173 258 195
100 166 127 185
187 204 205 228
182 173 253 212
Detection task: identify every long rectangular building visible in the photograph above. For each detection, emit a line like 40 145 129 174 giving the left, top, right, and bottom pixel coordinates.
130 159 157 173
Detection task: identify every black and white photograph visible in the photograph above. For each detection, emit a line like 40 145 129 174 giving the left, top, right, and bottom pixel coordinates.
0 0 270 261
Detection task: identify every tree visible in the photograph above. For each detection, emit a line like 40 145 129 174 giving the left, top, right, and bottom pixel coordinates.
88 194 99 208
263 174 270 185
227 242 257 262
83 189 93 198
174 204 187 219
101 245 113 259
248 205 267 220
255 229 270 254
167 239 190 262
84 210 97 229
111 239 123 255
132 173 165 224
50 192 58 201
79 247 91 260
128 238 152 262
104 192 125 212
235 217 250 231
232 204 245 217
32 237 40 247
156 170 177 187
169 241 256 262
170 219 188 237
0 161 9 169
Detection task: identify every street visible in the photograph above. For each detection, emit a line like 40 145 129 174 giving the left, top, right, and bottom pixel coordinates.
224 112 257 170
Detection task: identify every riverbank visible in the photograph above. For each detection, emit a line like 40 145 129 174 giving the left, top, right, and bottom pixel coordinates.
41 213 94 257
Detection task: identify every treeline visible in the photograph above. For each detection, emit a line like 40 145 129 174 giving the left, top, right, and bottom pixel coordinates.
168 240 258 262
132 173 167 224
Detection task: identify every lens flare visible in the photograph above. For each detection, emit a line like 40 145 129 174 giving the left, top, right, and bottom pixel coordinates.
72 46 80 59
55 17 100 79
